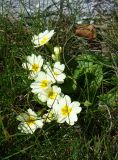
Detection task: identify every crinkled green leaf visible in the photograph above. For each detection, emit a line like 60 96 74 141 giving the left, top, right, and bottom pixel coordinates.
98 88 118 107
74 54 103 90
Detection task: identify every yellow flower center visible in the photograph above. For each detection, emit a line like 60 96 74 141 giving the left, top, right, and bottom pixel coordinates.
32 63 39 72
40 80 49 89
48 91 57 99
54 71 59 76
61 105 72 116
26 116 36 126
40 35 49 46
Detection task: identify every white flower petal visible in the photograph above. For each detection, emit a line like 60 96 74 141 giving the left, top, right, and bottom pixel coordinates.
18 122 36 134
54 62 65 72
52 85 61 93
66 113 78 124
32 88 42 94
67 120 75 126
27 108 37 117
42 30 48 36
35 120 43 128
55 73 66 83
52 102 60 112
53 95 81 125
57 116 66 123
22 63 27 69
70 102 82 114
27 54 35 64
38 92 48 102
23 54 43 79
17 108 44 134
32 30 54 47
35 71 46 81
47 98 58 108
16 113 29 122
48 30 55 38
64 95 71 105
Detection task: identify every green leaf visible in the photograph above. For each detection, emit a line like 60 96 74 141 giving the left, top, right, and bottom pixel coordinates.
74 54 96 79
84 100 92 107
61 77 77 94
74 54 103 90
90 64 103 90
98 88 118 107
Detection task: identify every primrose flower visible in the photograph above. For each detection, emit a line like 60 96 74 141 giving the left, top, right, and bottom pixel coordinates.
52 46 62 61
30 71 52 95
22 54 43 79
37 85 61 106
16 108 43 134
53 95 82 125
44 62 66 84
46 85 61 107
32 30 54 47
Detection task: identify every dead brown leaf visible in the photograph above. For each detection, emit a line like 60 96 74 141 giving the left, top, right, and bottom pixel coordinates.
75 24 96 40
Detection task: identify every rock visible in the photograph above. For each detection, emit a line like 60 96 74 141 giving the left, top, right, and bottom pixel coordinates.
0 0 40 20
0 0 117 21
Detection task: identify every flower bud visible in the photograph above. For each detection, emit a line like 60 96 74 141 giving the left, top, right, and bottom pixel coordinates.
54 47 62 55
52 47 62 61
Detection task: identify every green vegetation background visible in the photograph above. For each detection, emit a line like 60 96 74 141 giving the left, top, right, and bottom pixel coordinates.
0 2 118 160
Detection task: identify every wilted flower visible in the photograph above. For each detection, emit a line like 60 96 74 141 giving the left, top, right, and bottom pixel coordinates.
44 62 66 84
53 95 82 125
22 54 43 79
43 110 56 123
32 30 54 47
16 108 43 134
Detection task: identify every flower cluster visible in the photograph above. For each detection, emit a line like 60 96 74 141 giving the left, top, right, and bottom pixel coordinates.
17 30 82 134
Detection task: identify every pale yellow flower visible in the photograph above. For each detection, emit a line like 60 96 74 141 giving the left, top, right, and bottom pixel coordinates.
22 54 43 79
16 108 43 134
30 71 52 97
37 85 61 107
32 30 54 47
44 62 66 84
53 95 82 125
